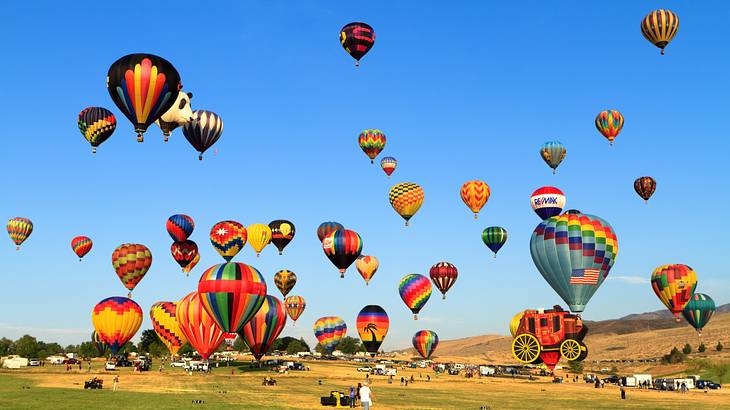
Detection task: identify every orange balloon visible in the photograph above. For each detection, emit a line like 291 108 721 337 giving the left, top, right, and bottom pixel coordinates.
460 180 490 219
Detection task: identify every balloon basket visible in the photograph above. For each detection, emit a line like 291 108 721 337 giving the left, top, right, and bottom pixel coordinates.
79 258 82 262
16 246 19 251
355 61 360 68
474 214 478 219
136 134 144 143
278 251 283 255
198 154 203 161
442 294 446 300
92 147 97 154
256 253 260 258
552 169 556 175
340 272 345 278
414 314 418 320
365 282 369 286
128 291 132 298
370 159 374 164
164 136 169 143
405 221 409 227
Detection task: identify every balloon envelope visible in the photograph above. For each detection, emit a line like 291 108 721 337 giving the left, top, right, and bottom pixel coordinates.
210 221 247 262
358 129 386 163
92 296 143 355
77 107 116 153
356 305 389 357
412 330 439 359
322 229 363 277
641 9 679 55
340 22 375 65
171 240 198 270
71 236 93 260
111 244 152 294
284 295 306 323
150 301 187 356
389 183 425 226
247 223 272 256
313 316 347 352
595 110 624 145
634 177 656 203
530 186 565 220
239 295 287 361
482 227 508 257
651 264 697 319
539 141 566 173
176 292 225 360
183 110 223 160
7 217 33 249
380 157 397 177
269 220 295 255
274 269 297 297
355 255 379 285
682 293 715 335
460 180 490 218
317 222 344 242
167 214 195 242
399 274 432 319
429 262 457 299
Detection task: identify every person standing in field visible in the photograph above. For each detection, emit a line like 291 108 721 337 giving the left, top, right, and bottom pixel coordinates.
349 385 356 408
359 381 374 410
113 375 119 392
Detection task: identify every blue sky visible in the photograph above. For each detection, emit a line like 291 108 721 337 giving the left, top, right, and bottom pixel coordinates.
1 1 728 350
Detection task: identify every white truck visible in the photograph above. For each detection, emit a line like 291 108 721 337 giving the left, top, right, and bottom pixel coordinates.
673 378 694 390
634 374 652 387
479 366 495 376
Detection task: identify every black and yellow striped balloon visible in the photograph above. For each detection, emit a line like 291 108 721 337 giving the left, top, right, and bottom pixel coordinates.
641 9 679 55
78 107 116 153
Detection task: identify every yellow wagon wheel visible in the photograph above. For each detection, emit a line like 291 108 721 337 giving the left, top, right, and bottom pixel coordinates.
512 333 540 363
560 339 582 361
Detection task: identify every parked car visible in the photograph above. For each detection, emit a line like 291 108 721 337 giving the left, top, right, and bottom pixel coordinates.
63 358 80 365
105 362 116 371
170 361 186 368
697 380 721 390
357 366 372 373
28 359 40 366
552 377 564 384
602 375 620 384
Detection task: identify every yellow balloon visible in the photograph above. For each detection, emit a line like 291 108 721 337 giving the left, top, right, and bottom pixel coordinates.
509 311 525 337
247 223 272 257
389 182 425 226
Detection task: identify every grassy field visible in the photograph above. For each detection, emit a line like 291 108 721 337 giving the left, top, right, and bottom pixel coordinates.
1 359 729 409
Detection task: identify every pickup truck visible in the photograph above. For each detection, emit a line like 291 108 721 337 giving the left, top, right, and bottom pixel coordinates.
357 366 372 373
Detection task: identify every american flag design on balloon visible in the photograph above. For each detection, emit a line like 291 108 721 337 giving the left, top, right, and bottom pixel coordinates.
399 274 432 319
530 186 565 220
111 243 152 296
284 295 306 323
239 295 287 361
197 262 267 333
313 316 347 352
594 110 624 145
650 264 697 320
71 235 93 261
92 296 143 355
166 214 195 242
150 301 187 356
210 220 247 262
176 292 225 360
412 330 439 359
356 305 389 357
389 182 425 226
358 129 386 163
77 107 116 153
460 180 490 219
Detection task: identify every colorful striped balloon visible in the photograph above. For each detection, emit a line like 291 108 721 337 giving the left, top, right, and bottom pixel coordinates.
539 141 566 174
111 244 152 297
197 262 267 333
183 110 223 160
651 264 697 321
91 331 108 356
166 214 195 242
429 262 458 300
317 222 344 243
380 156 397 177
171 240 198 271
7 217 33 250
210 221 247 262
274 269 297 297
399 274 432 319
412 330 439 359
77 107 116 153
530 210 618 313
106 54 181 142
641 9 679 55
482 226 508 257
595 110 624 146
71 236 93 261
150 301 187 356
358 129 386 163
284 295 306 323
322 229 363 278
313 316 347 352
682 293 715 336
238 295 287 361
92 296 143 355
389 182 425 226
530 186 566 220
269 220 295 255
634 176 657 204
176 292 225 360
356 305 389 357
355 255 379 285
460 180 490 219
247 223 272 257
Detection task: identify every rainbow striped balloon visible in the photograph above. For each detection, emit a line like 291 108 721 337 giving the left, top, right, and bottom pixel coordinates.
398 274 432 319
150 301 187 356
198 262 267 333
322 229 363 278
412 330 439 359
238 295 287 360
317 222 344 243
358 129 386 163
595 110 624 145
356 305 389 357
92 296 143 354
313 316 347 352
651 264 697 320
71 236 93 261
284 295 306 323
176 292 225 360
166 214 195 242
77 107 116 153
7 217 33 250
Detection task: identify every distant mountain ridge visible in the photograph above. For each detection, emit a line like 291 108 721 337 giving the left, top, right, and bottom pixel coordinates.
585 303 730 335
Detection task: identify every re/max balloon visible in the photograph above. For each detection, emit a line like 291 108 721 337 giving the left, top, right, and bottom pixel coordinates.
530 186 565 220
356 305 389 357
238 295 287 361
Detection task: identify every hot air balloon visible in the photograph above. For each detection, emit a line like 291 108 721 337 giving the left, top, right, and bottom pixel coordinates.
340 22 375 67
92 296 143 354
284 295 306 323
247 224 272 257
106 53 181 142
540 141 566 174
166 214 195 242
171 240 198 271
182 110 223 160
634 176 656 204
313 316 347 352
322 229 363 278
509 311 526 337
530 186 566 220
176 292 225 360
111 244 152 297
274 269 297 297
317 222 344 242
389 182 425 226
210 221 247 262
356 305 389 357
399 274 432 319
530 210 618 313
482 226 508 258
183 252 200 276
651 264 697 321
595 110 624 146
223 332 237 347
150 302 187 356
198 262 267 333
380 157 397 177
71 236 93 261
358 129 386 163
355 255 379 285
429 262 457 300
269 220 295 255
77 107 116 153
460 180 490 219
238 295 287 361
91 331 108 356
641 9 679 55
7 217 32 250
682 293 715 336
412 330 439 359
